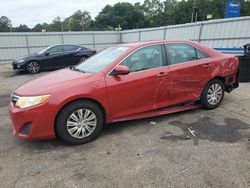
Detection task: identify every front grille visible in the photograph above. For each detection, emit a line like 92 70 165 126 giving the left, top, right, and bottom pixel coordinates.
11 94 19 105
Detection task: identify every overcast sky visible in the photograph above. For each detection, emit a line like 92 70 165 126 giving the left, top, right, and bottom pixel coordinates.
0 0 144 28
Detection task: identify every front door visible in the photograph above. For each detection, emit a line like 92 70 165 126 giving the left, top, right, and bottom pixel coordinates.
43 45 65 68
62 45 81 65
105 44 169 119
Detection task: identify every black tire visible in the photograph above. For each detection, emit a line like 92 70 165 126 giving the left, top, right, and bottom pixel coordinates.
79 56 87 63
26 61 40 74
55 100 104 145
200 79 225 110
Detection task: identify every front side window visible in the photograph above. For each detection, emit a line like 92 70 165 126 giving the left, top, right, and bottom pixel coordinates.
38 46 50 54
121 45 163 72
165 43 209 65
48 46 63 54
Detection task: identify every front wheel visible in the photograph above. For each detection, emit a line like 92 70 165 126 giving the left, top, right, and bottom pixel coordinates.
26 61 40 74
200 79 225 110
55 100 104 145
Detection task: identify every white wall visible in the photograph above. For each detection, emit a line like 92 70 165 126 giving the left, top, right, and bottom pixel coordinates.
0 16 249 63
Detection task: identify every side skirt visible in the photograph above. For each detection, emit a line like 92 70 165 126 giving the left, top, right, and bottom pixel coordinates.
112 103 202 123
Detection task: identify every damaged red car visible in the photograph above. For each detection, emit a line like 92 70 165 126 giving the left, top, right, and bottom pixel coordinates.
8 40 239 145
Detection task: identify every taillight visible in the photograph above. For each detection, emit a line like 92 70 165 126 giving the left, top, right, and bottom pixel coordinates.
229 56 239 73
233 56 239 65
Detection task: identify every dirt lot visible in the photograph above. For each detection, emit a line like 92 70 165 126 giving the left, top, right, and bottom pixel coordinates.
0 63 249 188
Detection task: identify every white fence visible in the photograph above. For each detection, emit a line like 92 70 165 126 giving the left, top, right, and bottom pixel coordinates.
0 31 120 63
122 16 250 50
1 16 250 63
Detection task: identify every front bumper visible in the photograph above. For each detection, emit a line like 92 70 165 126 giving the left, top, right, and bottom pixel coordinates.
12 62 26 70
8 102 56 140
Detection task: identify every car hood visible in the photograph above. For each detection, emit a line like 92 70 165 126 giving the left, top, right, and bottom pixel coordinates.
14 68 93 96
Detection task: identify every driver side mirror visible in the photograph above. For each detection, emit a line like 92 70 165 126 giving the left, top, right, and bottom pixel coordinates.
114 65 130 76
45 52 50 56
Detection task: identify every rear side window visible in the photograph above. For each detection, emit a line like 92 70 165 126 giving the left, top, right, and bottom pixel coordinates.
196 49 209 59
165 43 209 65
63 45 80 52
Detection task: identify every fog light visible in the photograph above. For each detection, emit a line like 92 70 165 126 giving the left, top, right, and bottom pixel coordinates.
20 122 32 135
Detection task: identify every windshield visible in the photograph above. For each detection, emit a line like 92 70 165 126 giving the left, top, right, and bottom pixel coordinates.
74 46 130 73
37 46 51 54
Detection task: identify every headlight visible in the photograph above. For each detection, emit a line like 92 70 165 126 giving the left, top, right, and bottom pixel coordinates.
17 59 25 63
15 95 50 109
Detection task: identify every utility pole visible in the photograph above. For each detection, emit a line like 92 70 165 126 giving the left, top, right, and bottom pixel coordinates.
191 0 198 23
60 17 64 32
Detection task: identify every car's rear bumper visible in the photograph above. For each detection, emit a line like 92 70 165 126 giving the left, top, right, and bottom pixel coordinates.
8 102 56 140
225 71 239 93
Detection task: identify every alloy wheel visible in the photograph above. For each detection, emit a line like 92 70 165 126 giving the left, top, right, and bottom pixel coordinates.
207 83 223 105
27 62 40 73
66 109 97 139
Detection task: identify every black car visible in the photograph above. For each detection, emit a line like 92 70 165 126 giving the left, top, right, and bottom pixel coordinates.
12 44 96 73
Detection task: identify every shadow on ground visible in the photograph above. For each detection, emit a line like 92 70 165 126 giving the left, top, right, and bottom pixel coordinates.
160 116 250 145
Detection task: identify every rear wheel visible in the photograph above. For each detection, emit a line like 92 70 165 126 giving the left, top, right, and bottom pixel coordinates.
79 56 87 63
200 79 225 110
55 100 104 145
26 61 40 74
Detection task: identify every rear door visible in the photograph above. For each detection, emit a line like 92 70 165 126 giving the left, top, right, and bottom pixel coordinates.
62 45 81 65
163 43 214 106
105 44 170 119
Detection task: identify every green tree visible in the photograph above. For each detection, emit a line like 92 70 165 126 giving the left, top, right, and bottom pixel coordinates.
32 23 49 32
49 17 63 31
2 0 250 32
202 0 226 19
94 2 145 30
174 0 193 24
63 10 92 31
13 24 30 32
242 0 250 16
0 16 12 32
163 0 178 25
143 0 165 27
171 0 226 24
93 5 113 30
32 24 43 32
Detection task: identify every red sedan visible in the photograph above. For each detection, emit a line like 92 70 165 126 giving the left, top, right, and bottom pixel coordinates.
8 40 239 145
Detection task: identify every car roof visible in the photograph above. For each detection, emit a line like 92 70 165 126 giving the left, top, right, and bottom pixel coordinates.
118 40 196 47
48 44 83 48
117 40 223 57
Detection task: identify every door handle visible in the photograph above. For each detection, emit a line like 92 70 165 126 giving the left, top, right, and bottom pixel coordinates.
203 63 212 68
156 72 168 77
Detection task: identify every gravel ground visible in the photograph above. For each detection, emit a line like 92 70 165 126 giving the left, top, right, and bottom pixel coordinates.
0 63 249 188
